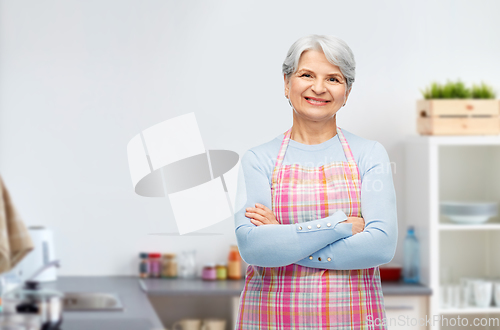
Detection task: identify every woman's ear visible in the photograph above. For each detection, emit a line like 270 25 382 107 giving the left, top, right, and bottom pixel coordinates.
283 73 289 98
344 87 352 104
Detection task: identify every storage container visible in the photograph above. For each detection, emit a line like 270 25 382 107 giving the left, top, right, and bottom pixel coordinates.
417 99 500 135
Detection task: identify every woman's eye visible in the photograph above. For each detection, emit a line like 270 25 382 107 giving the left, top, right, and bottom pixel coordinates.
329 77 338 82
300 73 312 78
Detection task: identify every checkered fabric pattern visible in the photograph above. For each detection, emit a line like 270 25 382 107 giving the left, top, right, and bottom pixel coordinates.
235 127 386 329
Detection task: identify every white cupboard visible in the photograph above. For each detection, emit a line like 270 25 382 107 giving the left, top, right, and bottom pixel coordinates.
406 136 500 330
384 295 429 330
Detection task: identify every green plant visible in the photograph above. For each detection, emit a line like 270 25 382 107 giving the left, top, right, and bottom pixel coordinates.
420 82 439 99
471 82 497 99
420 80 496 99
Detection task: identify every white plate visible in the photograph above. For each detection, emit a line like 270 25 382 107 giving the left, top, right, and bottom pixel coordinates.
447 215 491 224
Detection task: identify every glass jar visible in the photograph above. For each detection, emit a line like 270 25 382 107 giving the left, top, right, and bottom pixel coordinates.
139 253 149 278
202 263 217 281
216 264 227 280
149 253 162 278
178 250 197 278
161 253 178 278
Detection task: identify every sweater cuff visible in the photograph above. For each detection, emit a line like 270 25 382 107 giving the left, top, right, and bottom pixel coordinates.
292 210 351 237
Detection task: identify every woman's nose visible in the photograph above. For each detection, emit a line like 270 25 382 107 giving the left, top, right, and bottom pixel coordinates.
311 79 326 94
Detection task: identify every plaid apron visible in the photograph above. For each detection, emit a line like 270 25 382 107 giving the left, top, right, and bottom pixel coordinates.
235 127 386 330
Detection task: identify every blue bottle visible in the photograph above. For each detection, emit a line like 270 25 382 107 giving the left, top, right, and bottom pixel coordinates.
403 226 420 283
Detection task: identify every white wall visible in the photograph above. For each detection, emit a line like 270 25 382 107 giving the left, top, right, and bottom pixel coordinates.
1 0 499 275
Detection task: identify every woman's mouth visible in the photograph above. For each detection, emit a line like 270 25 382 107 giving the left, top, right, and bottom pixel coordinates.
305 97 330 106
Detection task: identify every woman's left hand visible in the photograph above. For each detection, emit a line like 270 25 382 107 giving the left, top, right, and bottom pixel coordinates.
246 203 280 226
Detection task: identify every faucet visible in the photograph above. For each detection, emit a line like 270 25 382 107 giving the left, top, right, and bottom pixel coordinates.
26 259 61 283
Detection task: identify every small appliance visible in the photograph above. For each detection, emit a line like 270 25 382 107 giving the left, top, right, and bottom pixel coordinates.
12 226 57 282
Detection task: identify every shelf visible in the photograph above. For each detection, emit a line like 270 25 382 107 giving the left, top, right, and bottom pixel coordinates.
405 137 500 329
439 224 500 231
408 135 500 146
439 307 500 314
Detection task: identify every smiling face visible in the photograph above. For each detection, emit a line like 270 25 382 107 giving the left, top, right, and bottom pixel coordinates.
284 49 350 123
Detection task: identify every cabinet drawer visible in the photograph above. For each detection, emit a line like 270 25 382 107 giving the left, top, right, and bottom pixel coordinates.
383 296 429 330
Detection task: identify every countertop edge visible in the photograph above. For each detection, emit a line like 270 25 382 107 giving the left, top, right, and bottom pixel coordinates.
139 278 433 296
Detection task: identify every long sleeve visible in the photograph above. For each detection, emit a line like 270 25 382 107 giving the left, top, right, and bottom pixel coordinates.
234 150 353 268
295 141 398 270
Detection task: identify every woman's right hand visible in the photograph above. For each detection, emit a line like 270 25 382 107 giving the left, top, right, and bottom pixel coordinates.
341 217 365 235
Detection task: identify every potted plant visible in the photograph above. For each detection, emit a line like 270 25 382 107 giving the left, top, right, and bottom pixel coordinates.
417 80 499 135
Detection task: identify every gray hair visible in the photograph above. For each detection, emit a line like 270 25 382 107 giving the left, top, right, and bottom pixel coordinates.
282 34 356 90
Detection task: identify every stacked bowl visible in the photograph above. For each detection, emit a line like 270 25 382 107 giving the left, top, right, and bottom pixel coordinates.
440 201 498 224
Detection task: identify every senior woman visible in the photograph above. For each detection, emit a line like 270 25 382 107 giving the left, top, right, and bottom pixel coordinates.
233 34 397 330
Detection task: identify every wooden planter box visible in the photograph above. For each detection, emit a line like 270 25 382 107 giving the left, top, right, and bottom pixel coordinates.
417 99 500 135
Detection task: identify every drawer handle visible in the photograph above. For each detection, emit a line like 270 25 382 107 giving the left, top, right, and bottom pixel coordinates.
385 305 414 311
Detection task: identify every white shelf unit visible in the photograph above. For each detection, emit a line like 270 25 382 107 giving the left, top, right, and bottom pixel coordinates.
439 307 500 315
405 135 500 330
438 224 500 231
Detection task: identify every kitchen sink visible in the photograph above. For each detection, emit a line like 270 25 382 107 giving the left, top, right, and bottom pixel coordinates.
63 292 124 311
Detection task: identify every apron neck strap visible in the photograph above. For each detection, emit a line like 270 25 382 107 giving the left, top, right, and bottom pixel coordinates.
272 126 355 183
336 127 355 163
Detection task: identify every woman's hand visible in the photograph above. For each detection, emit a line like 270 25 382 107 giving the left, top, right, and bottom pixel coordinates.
341 217 365 235
246 204 364 235
246 203 280 226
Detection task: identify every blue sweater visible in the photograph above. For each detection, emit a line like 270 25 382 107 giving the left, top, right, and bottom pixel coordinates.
233 128 397 270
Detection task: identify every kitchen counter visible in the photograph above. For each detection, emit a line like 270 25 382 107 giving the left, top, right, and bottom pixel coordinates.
140 278 246 296
140 277 432 296
41 276 164 330
380 281 432 296
32 276 430 330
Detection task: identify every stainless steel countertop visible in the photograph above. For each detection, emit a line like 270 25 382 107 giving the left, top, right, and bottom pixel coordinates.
140 277 432 296
41 276 164 330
